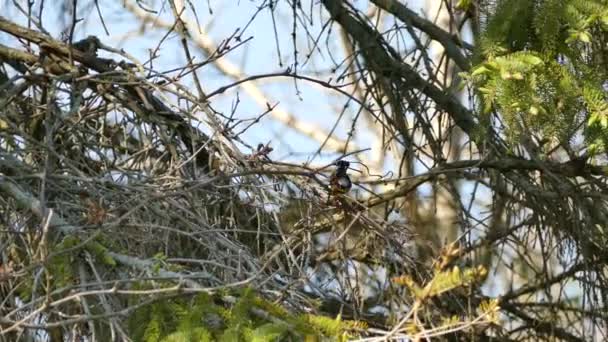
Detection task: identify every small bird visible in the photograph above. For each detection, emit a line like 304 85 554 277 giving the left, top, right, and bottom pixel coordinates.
329 160 352 202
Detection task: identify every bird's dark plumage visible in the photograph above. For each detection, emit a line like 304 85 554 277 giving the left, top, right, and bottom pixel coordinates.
329 160 352 196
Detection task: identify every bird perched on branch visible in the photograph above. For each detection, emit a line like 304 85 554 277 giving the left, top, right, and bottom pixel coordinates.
328 160 352 203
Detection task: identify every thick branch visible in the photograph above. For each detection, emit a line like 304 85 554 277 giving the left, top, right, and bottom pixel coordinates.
321 0 478 137
370 0 470 70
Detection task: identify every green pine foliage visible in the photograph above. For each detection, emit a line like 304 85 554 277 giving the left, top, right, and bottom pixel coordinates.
46 235 81 290
162 329 213 342
303 314 345 338
86 240 117 267
250 323 289 342
126 287 364 341
11 235 119 309
466 0 608 153
129 292 219 341
393 265 488 301
389 258 498 336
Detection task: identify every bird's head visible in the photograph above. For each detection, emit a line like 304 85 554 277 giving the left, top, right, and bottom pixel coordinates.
334 160 350 170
